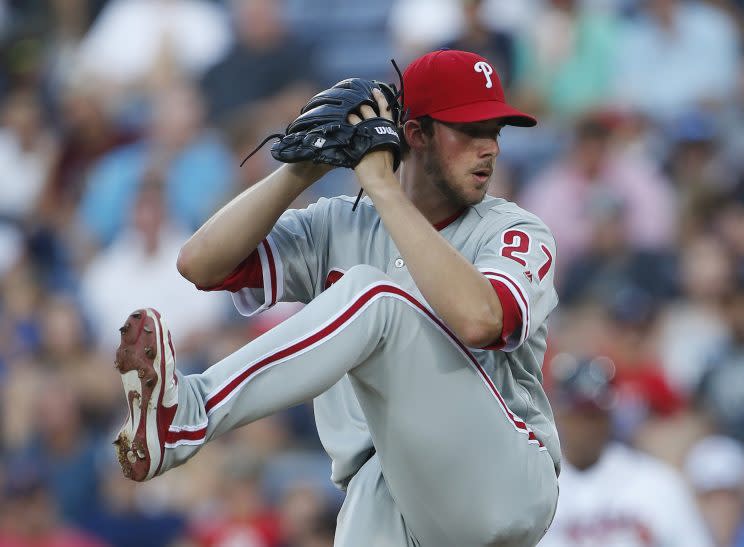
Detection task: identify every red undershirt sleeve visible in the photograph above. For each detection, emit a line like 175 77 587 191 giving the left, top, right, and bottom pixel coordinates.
196 250 264 293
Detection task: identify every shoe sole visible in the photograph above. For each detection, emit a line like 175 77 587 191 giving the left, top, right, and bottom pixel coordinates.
113 308 174 481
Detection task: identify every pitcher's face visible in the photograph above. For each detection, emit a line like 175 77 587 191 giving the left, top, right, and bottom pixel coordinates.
422 120 503 207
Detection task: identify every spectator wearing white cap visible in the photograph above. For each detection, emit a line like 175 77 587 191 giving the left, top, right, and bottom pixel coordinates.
685 435 744 547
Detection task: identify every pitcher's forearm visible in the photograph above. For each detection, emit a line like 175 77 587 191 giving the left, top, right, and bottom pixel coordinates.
363 178 504 347
178 163 327 287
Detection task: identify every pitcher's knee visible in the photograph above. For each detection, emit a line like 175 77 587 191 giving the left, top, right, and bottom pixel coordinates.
470 498 556 546
460 515 536 547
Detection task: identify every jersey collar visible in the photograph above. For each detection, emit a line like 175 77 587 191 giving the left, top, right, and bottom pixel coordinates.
433 208 467 231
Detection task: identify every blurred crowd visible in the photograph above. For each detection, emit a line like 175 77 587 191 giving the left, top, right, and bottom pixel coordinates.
1 0 744 545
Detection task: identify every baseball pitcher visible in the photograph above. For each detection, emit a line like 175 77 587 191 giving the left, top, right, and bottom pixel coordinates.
113 49 561 547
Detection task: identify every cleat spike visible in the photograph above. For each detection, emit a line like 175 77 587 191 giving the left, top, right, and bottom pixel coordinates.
127 451 136 464
136 449 146 459
144 346 155 359
143 326 152 334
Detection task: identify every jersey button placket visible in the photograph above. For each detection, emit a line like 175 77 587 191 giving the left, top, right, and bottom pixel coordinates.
386 256 408 280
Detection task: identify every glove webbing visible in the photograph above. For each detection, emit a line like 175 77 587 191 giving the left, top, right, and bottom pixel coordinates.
240 59 408 213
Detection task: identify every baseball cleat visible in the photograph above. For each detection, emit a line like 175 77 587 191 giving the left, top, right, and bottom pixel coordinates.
113 308 178 481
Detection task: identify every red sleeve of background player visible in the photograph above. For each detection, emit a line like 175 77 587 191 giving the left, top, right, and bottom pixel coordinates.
480 279 523 350
197 250 264 292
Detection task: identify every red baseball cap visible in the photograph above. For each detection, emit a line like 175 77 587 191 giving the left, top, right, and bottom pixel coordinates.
402 49 537 127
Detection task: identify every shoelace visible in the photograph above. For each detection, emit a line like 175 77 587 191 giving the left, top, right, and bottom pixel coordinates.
240 132 284 167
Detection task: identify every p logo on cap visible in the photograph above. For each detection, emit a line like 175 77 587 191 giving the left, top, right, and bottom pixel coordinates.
473 61 494 89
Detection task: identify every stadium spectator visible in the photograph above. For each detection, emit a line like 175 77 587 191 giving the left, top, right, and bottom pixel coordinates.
389 0 464 58
276 483 337 547
39 76 139 231
40 0 101 103
6 379 103 528
0 259 43 383
520 112 676 278
598 287 685 443
201 0 317 127
663 110 733 242
77 81 234 247
513 0 620 118
0 88 56 221
80 176 227 353
187 450 281 547
0 467 105 547
612 0 740 122
75 0 231 92
540 353 713 547
695 275 744 444
658 234 733 395
558 193 676 305
0 222 22 279
82 465 186 547
685 435 744 547
715 183 744 276
441 0 517 89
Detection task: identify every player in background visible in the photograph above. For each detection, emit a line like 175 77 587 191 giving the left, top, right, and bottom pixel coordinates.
538 354 712 547
113 49 561 547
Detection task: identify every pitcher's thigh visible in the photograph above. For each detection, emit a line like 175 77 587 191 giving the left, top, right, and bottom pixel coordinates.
348 302 558 546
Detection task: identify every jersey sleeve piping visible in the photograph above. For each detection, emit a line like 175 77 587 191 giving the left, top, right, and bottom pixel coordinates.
479 268 530 351
261 234 284 306
232 235 284 317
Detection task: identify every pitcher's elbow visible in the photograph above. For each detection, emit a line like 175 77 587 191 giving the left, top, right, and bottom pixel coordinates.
177 241 205 285
458 317 504 348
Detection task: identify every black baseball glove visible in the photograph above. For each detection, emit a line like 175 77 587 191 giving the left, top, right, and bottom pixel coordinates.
270 78 402 171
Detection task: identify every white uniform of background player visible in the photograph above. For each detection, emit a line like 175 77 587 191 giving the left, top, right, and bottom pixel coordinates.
113 50 561 547
539 356 712 547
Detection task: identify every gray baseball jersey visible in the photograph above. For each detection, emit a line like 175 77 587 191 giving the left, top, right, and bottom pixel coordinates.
163 193 560 546
230 194 560 479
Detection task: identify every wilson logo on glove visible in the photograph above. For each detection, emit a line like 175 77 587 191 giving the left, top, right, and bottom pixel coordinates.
374 126 398 136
